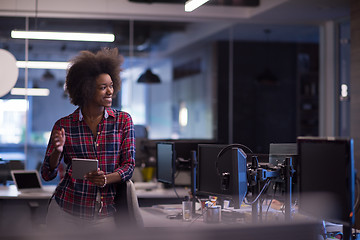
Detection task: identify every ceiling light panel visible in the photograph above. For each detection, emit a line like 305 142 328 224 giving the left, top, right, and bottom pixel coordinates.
11 30 115 42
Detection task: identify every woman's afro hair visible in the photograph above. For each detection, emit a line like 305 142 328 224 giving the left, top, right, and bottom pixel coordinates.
65 48 123 107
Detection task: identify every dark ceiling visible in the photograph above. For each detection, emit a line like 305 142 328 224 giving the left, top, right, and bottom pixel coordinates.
0 0 349 64
0 16 189 58
128 0 260 6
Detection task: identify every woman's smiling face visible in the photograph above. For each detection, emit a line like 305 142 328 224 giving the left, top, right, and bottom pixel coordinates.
91 73 114 108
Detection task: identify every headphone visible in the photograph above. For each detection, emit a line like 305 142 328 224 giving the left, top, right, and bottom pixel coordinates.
216 144 252 191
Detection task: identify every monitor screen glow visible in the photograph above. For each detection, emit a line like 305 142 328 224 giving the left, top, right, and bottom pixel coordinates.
156 142 175 185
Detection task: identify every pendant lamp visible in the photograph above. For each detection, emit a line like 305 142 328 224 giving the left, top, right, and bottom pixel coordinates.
137 68 161 84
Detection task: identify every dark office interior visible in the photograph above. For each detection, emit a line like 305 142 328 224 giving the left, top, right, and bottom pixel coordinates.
1 0 360 239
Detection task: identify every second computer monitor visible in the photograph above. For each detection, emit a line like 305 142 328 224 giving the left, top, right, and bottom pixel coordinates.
297 137 355 227
156 142 175 185
196 144 247 209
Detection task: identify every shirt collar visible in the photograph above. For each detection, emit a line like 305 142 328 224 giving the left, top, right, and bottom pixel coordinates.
79 108 109 121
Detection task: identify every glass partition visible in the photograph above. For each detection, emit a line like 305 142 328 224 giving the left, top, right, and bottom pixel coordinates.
0 14 328 172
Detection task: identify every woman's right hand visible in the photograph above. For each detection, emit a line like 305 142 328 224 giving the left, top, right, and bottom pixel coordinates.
52 128 65 153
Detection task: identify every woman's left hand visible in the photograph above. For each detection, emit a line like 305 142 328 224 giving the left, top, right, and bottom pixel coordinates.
84 168 107 187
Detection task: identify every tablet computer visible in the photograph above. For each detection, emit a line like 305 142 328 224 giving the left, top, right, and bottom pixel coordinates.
72 158 98 179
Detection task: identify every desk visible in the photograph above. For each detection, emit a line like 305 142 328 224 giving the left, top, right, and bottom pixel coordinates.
139 204 321 240
0 185 56 233
139 203 261 228
0 183 188 233
0 184 322 240
0 185 56 199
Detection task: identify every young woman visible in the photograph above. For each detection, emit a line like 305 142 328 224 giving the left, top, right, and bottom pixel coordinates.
41 48 135 230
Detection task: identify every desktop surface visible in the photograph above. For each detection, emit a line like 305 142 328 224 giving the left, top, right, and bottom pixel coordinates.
139 202 321 240
141 199 287 227
0 184 56 199
0 183 337 240
139 198 351 240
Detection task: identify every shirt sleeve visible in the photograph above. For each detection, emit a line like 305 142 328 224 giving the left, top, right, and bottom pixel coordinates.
41 120 62 181
115 112 135 182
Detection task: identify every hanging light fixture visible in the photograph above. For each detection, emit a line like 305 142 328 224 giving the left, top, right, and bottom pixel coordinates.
42 70 55 81
136 37 161 84
257 68 278 84
137 68 161 84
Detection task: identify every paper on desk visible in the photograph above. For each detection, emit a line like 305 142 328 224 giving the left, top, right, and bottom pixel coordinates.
153 204 182 211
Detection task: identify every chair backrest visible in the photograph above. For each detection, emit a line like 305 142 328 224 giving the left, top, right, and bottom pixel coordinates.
8 160 25 170
126 180 144 227
0 160 24 185
114 180 144 228
0 162 10 185
134 125 148 138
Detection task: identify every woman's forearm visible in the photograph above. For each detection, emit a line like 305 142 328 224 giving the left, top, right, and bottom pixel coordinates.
49 149 62 171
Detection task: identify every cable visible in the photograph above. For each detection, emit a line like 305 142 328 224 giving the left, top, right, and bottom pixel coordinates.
265 182 278 220
172 164 185 199
244 179 271 205
354 176 360 214
174 170 181 179
172 184 180 199
265 198 274 220
188 201 216 227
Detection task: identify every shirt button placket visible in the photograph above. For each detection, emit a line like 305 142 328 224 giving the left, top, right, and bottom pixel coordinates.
96 131 100 147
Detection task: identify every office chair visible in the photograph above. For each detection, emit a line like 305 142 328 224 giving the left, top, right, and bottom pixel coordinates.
114 180 144 228
134 125 148 138
0 161 10 185
0 160 25 185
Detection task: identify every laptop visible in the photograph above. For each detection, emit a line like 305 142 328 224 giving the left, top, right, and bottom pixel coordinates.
11 170 54 195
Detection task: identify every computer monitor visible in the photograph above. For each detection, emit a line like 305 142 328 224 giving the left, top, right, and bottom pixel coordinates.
297 137 355 232
136 138 159 167
196 144 247 209
268 143 299 195
173 141 212 186
155 140 215 187
269 143 297 166
173 141 201 162
156 142 175 185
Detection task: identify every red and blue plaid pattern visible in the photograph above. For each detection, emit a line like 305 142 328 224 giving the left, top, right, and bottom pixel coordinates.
41 107 135 219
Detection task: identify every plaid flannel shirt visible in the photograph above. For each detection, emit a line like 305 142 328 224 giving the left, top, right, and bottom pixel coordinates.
41 107 135 219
